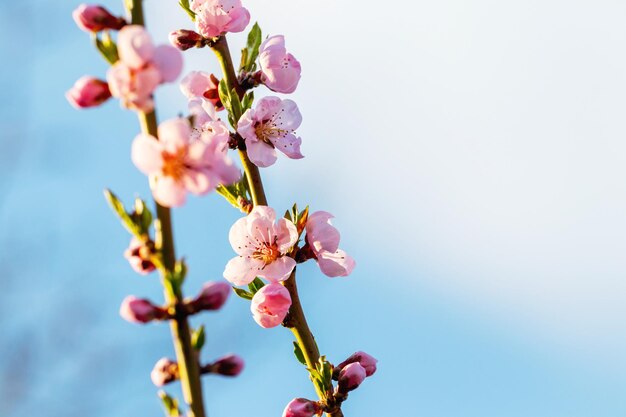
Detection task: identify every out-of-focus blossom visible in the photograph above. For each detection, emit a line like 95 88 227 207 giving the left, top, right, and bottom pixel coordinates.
237 96 303 167
305 211 355 277
72 4 125 32
258 35 301 94
188 281 231 312
66 76 112 109
124 237 156 275
191 0 250 38
181 71 223 110
282 398 321 417
210 354 245 376
131 117 240 207
169 29 205 51
250 282 292 328
223 206 298 285
119 296 166 324
151 358 179 386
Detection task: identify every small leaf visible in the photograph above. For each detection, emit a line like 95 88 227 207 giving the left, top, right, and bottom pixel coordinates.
230 87 243 121
191 325 206 352
94 32 119 65
248 277 265 294
233 287 254 300
293 341 306 366
178 0 196 20
103 189 141 236
172 259 187 285
240 22 262 72
158 390 181 417
241 91 254 112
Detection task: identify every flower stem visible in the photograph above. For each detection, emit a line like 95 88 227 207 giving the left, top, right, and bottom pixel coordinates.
210 35 342 417
128 1 206 416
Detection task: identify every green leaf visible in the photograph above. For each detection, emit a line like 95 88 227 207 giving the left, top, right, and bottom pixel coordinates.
240 22 262 72
178 0 196 20
133 198 153 234
241 91 254 112
172 259 187 286
248 277 266 294
191 325 206 351
94 32 119 65
230 87 243 121
233 287 254 300
103 189 141 236
158 391 181 417
216 184 239 207
293 341 306 366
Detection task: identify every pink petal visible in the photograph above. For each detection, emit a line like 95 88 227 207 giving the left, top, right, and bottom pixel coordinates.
131 134 163 175
246 140 277 168
270 133 303 160
152 45 183 83
258 256 296 283
275 218 299 253
183 169 214 195
317 249 355 277
153 176 186 207
180 71 213 98
223 255 263 286
117 25 155 69
157 118 191 153
229 216 255 255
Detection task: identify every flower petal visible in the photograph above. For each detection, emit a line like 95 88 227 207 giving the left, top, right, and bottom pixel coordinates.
246 140 277 168
258 256 296 282
223 256 263 286
153 176 186 207
152 45 183 83
317 249 355 277
131 134 163 175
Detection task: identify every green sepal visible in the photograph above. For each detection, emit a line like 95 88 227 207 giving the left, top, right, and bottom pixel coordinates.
233 287 254 300
93 31 119 65
133 198 153 234
248 277 266 294
191 325 206 352
178 0 196 20
172 258 187 286
293 341 306 366
239 22 262 72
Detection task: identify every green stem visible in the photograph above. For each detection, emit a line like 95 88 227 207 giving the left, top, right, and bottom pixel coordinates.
210 35 342 417
128 2 206 417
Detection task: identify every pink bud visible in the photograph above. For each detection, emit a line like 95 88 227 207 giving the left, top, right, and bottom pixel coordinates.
169 29 205 51
282 398 321 417
124 237 156 275
211 354 244 377
65 76 112 109
337 363 366 393
72 4 125 32
250 283 292 328
119 296 166 324
189 281 231 312
150 358 178 386
336 351 378 377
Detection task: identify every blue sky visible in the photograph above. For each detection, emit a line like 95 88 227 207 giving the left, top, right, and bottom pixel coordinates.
1 0 626 416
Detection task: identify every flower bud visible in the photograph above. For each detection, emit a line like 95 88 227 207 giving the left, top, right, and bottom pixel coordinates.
119 296 166 324
151 358 179 386
250 283 292 328
282 398 321 417
72 4 125 32
335 351 378 377
337 363 366 393
65 76 112 109
124 237 156 275
188 281 231 312
210 354 244 377
169 29 205 51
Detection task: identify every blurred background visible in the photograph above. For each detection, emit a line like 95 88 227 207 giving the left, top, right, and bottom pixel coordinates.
2 0 626 416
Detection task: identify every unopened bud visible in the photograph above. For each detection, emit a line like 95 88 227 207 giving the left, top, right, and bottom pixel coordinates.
119 296 167 324
188 281 231 313
334 351 378 378
72 4 125 32
124 237 156 275
169 29 205 51
66 76 112 109
337 363 366 393
282 398 321 417
151 358 179 386
208 354 244 377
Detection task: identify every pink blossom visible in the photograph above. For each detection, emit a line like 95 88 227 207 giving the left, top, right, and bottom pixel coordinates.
66 76 112 109
250 283 292 328
305 211 355 277
189 281 231 311
106 25 183 111
237 96 303 167
180 71 223 110
131 117 240 207
151 358 178 386
223 206 298 285
337 363 366 393
169 29 204 51
72 4 125 32
191 0 250 38
258 35 302 94
124 237 156 275
282 398 321 417
336 351 378 377
119 296 165 324
210 354 245 376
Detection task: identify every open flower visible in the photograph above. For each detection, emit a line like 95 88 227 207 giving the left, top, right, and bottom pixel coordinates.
107 25 183 111
181 71 223 110
223 206 298 285
305 211 355 277
237 96 303 167
258 35 301 94
191 0 250 38
131 117 240 207
250 283 292 328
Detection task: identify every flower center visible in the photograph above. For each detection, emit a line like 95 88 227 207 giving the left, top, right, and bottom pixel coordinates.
161 147 187 181
253 242 280 264
254 119 290 147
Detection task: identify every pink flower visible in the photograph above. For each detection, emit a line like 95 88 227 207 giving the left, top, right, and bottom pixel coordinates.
237 96 303 167
106 25 183 111
188 281 231 312
169 29 205 51
72 4 125 32
210 354 245 376
337 363 366 393
305 211 355 277
336 351 378 377
258 35 302 94
131 117 240 207
223 206 298 285
282 398 321 417
151 358 178 386
124 237 156 275
180 71 223 110
191 0 250 38
250 283 292 328
66 76 112 109
119 296 166 324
